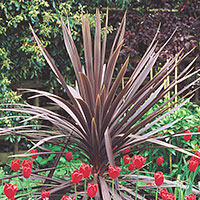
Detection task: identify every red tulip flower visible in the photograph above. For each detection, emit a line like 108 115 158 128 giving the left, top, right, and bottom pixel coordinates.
108 165 122 179
186 193 196 200
22 166 31 178
65 151 73 161
22 160 33 168
123 155 131 165
3 183 17 200
87 183 98 198
164 193 175 200
154 172 164 186
122 146 130 154
133 155 146 169
61 195 74 200
61 195 75 200
30 149 38 159
194 150 200 164
198 126 200 132
128 162 135 171
41 190 50 199
11 159 20 172
184 130 192 141
188 158 198 172
156 156 164 166
146 182 152 185
71 170 83 184
160 188 169 199
79 163 92 178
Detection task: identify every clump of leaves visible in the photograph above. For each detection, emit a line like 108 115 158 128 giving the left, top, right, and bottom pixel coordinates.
1 9 200 199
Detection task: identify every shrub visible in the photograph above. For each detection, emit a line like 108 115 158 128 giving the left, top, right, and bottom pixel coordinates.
1 8 199 199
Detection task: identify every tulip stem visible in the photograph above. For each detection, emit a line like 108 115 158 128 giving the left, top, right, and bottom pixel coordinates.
17 172 25 194
75 183 77 200
185 171 194 196
135 170 139 200
0 167 4 191
28 178 34 198
155 186 158 200
112 179 115 200
25 178 31 199
84 179 87 199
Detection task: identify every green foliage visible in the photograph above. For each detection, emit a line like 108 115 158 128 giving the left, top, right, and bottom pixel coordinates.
141 98 200 175
0 76 39 144
0 0 107 92
0 76 22 128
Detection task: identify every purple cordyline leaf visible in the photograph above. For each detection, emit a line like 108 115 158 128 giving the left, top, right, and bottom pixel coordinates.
100 8 108 85
77 98 93 129
103 40 124 93
118 184 147 200
138 83 200 131
94 8 101 97
111 81 164 136
99 176 111 200
115 95 192 147
60 17 83 89
82 14 94 86
121 174 200 196
30 25 79 109
134 97 192 137
91 118 100 158
103 57 129 116
127 24 161 85
94 94 102 139
79 72 95 115
101 80 132 135
115 70 198 145
18 88 89 135
110 10 126 55
104 128 115 166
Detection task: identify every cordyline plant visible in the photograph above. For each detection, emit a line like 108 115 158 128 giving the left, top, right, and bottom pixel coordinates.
1 8 200 199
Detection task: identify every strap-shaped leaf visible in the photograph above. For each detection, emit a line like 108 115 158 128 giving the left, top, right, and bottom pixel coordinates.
99 176 111 200
103 57 129 113
94 8 101 96
30 25 78 108
79 72 95 115
82 14 94 87
104 128 115 166
110 11 126 55
61 17 85 96
101 8 108 73
19 88 90 135
95 94 102 138
91 118 100 162
77 98 93 130
103 41 124 92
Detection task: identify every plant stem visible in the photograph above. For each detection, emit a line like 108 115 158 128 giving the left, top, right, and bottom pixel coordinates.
28 178 34 198
25 178 31 199
142 195 145 200
135 170 139 200
84 179 87 199
155 186 158 200
185 171 192 196
75 183 77 200
17 172 25 194
112 179 115 200
0 167 4 195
